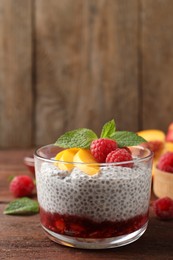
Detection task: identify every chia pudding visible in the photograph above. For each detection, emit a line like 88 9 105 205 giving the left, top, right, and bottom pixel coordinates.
35 153 152 239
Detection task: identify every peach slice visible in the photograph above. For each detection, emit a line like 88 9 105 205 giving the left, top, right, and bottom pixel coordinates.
55 150 65 160
73 149 99 176
55 148 79 170
137 129 165 143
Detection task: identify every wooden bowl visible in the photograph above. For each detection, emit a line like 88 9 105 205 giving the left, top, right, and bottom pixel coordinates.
153 166 173 199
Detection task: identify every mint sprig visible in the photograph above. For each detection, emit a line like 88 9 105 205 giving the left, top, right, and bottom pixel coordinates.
3 197 39 215
55 128 98 149
111 131 146 147
55 119 146 149
100 119 116 138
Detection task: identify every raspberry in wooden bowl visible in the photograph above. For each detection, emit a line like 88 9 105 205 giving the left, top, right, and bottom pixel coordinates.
34 120 153 249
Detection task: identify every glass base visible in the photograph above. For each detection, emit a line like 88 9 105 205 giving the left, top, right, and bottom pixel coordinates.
42 222 148 249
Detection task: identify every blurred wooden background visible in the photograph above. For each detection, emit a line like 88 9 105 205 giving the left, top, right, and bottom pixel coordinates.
0 0 173 148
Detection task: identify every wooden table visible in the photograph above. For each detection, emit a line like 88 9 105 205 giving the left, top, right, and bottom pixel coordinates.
0 149 173 260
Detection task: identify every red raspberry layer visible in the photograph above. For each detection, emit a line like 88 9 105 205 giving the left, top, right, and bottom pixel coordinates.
40 207 149 238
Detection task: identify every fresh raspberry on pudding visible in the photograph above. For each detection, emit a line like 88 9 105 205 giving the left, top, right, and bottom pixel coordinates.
106 148 133 168
90 138 117 163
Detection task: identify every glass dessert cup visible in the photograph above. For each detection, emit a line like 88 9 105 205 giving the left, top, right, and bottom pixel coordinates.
34 145 153 249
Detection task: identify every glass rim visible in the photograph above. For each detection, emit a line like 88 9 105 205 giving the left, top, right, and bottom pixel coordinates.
34 144 154 166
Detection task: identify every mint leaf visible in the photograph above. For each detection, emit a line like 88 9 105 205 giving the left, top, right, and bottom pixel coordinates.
8 175 15 182
55 128 98 149
100 119 116 138
3 197 39 215
111 131 147 147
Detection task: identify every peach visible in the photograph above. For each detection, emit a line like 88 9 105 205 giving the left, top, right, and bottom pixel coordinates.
137 129 165 143
55 148 79 170
137 130 165 160
73 149 99 175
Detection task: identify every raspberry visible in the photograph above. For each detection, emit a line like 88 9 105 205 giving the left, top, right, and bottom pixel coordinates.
10 175 35 198
122 147 132 154
106 148 133 168
152 197 173 220
55 218 65 233
90 138 117 163
157 152 173 173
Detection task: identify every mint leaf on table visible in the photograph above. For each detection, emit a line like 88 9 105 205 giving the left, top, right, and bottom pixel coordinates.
100 119 116 138
111 131 147 147
55 128 98 149
3 197 39 215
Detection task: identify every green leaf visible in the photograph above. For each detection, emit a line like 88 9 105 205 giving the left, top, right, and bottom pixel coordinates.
55 128 98 149
100 119 116 138
111 131 147 147
8 175 15 182
3 197 39 215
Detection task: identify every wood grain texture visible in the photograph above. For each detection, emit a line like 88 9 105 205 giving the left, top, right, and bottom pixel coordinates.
0 0 33 148
141 0 173 131
1 0 173 147
1 149 173 259
35 0 139 145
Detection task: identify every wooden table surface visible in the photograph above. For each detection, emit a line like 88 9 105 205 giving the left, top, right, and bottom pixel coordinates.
0 149 173 260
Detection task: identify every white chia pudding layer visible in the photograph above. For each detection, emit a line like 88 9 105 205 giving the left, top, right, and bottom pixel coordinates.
35 162 152 222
